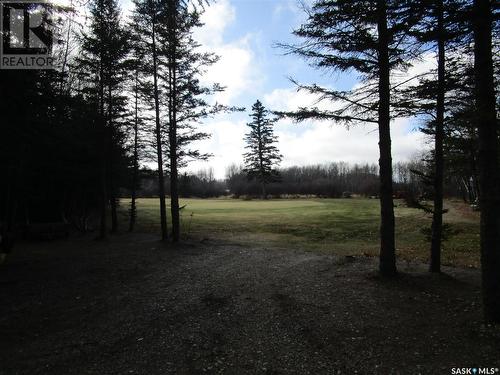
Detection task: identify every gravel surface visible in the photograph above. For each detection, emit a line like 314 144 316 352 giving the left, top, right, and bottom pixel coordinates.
0 234 499 374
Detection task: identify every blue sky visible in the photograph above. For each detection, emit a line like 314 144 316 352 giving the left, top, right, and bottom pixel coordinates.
121 0 429 178
200 0 357 107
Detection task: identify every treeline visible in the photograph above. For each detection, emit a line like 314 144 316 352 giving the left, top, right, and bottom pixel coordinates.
229 163 382 198
134 163 385 198
135 168 227 198
135 160 471 200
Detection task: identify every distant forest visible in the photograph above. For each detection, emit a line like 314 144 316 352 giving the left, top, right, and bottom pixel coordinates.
134 159 469 201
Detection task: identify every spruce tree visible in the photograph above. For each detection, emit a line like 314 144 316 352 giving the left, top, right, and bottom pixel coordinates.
77 0 130 237
243 100 282 199
472 0 500 323
132 0 233 241
394 0 472 273
428 0 447 273
130 0 169 240
128 60 143 232
163 0 237 241
278 0 418 276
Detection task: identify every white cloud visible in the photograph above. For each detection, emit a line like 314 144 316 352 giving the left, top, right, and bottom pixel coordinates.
193 0 262 104
188 119 247 179
193 0 235 46
264 87 428 170
208 37 262 104
273 0 301 19
391 52 437 89
264 87 316 110
274 117 427 168
277 119 423 166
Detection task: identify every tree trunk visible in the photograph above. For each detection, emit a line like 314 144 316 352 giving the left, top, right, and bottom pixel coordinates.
99 141 107 239
473 0 500 323
3 165 14 235
152 15 168 241
170 155 180 241
108 86 118 234
129 69 139 232
168 1 180 242
470 137 480 204
109 190 117 233
169 66 180 242
257 113 266 200
430 0 446 273
98 61 107 240
376 0 397 277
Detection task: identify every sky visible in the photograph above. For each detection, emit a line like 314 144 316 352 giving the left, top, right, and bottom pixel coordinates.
122 0 431 179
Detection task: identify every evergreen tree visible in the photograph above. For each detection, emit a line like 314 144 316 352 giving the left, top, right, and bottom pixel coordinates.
472 0 500 323
128 61 142 232
396 0 468 272
243 100 282 199
124 30 149 233
442 58 480 205
427 0 447 273
163 0 237 241
398 0 455 272
76 0 130 237
131 0 233 241
278 0 418 276
130 0 169 240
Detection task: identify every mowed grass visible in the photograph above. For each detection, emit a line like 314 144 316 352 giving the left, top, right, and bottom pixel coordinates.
120 197 481 268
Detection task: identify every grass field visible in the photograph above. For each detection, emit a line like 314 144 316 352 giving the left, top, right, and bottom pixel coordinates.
121 197 481 268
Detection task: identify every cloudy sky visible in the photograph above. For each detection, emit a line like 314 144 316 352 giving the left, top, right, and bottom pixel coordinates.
123 0 431 179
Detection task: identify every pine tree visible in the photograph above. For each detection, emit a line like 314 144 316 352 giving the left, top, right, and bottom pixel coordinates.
131 0 233 241
394 0 472 273
428 0 447 273
472 0 500 323
128 62 141 232
243 100 282 199
162 0 237 241
130 0 169 240
278 0 418 276
77 0 130 237
442 58 480 205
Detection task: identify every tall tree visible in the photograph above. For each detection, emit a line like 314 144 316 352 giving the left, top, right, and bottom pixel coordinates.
400 0 450 272
243 100 282 199
162 0 237 241
278 0 418 276
472 0 500 323
128 62 142 232
77 0 130 237
375 0 397 276
396 0 472 272
131 0 169 240
429 0 446 273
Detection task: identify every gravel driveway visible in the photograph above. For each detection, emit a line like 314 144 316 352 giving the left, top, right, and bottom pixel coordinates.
1 234 498 374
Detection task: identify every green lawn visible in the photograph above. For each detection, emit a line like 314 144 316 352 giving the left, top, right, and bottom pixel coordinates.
121 197 481 268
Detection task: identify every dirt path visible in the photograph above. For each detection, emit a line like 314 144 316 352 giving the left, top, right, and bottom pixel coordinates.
0 234 499 375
